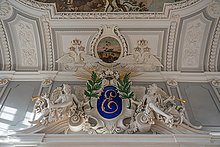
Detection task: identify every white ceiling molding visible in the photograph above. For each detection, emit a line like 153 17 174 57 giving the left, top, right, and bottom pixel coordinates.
208 19 220 72
2 133 219 147
0 71 220 82
0 20 12 71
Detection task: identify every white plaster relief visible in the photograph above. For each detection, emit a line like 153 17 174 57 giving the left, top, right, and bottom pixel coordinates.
15 20 38 67
166 21 177 71
41 15 54 71
56 31 93 71
0 78 9 87
131 36 160 55
41 79 53 87
0 20 12 70
57 38 102 71
208 19 220 72
211 79 220 88
207 0 220 18
132 39 163 71
181 17 207 68
125 32 163 56
167 79 178 87
0 1 13 19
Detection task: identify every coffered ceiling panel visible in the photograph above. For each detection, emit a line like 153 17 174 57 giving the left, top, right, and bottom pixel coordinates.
7 14 42 70
177 11 213 72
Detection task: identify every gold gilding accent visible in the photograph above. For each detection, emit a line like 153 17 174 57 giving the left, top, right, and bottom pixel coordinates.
32 95 41 101
175 98 186 103
101 89 118 114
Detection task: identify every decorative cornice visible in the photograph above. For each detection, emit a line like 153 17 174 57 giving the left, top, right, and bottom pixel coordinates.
3 134 220 146
0 20 12 71
166 20 178 71
208 19 220 72
41 15 54 71
1 71 220 82
16 0 201 20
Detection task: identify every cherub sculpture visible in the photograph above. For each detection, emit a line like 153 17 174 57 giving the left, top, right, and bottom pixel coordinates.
142 84 201 129
51 84 76 109
30 84 81 125
143 84 173 126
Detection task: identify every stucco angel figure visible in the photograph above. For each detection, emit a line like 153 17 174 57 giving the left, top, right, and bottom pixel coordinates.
50 84 81 113
30 84 81 125
143 84 173 125
142 83 202 129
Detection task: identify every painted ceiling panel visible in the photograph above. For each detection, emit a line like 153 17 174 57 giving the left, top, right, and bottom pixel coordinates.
33 0 183 12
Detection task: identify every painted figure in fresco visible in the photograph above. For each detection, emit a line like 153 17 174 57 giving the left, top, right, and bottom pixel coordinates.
35 0 183 12
97 37 121 63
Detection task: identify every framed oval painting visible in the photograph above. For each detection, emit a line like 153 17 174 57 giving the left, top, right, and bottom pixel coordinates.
97 37 121 63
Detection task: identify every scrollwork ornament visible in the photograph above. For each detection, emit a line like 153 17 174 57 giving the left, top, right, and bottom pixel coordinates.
170 14 180 21
41 14 54 70
207 0 220 18
166 79 178 87
0 1 13 19
166 21 177 71
208 19 220 71
0 20 11 70
0 78 9 87
211 79 220 88
41 79 53 87
69 112 86 132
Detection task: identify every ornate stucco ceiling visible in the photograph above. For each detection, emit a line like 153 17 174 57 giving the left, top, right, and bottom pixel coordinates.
0 0 220 76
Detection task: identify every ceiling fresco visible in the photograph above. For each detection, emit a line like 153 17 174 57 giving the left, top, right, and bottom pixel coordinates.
33 0 183 12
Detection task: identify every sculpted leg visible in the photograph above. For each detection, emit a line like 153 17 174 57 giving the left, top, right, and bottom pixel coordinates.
50 101 73 109
148 102 173 123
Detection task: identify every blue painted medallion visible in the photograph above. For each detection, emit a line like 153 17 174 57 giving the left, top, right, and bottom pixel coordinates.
97 86 122 119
